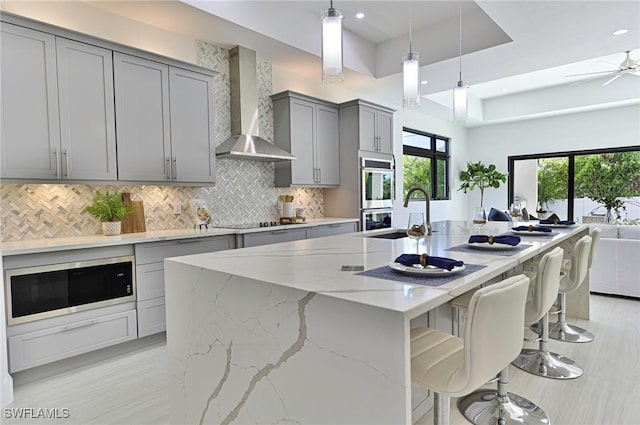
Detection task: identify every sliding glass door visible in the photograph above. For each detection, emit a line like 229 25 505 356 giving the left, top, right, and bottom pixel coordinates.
509 147 640 223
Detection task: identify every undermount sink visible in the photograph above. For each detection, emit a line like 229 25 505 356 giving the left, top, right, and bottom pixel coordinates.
367 231 409 239
367 229 439 239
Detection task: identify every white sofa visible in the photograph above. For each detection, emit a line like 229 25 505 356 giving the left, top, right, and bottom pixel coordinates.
589 224 640 298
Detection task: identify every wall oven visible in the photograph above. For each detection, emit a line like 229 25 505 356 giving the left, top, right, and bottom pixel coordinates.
361 157 394 209
362 209 393 231
5 256 135 325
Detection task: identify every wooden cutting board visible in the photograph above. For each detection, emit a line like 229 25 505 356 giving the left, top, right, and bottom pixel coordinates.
121 193 146 234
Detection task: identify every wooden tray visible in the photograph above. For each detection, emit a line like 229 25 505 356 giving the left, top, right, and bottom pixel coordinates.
279 217 306 225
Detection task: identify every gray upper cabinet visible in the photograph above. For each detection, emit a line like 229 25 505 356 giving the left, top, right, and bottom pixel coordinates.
272 91 339 187
115 53 216 184
0 24 60 179
114 53 172 182
56 38 117 180
168 67 216 183
0 24 118 181
358 105 394 155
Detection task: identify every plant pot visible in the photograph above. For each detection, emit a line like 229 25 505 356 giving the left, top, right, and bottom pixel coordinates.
102 221 121 236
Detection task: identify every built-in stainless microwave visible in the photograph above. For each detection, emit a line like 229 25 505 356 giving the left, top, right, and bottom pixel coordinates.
5 256 136 325
361 157 394 209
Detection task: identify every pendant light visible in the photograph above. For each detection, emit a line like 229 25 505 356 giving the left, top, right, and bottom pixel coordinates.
403 6 420 109
322 0 344 84
453 0 468 123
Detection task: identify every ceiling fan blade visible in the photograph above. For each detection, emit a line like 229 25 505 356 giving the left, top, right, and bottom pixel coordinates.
565 70 616 77
602 74 622 86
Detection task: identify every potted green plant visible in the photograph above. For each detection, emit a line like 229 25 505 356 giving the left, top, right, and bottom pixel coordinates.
458 161 507 223
85 191 134 236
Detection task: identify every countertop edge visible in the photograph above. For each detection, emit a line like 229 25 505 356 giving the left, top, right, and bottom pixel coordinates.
1 218 359 256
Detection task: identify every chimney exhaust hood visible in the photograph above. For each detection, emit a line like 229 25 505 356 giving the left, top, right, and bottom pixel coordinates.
215 46 295 162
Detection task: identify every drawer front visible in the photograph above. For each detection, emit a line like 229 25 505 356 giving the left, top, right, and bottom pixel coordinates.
137 297 166 338
243 228 308 248
136 262 165 301
308 222 357 239
8 309 137 372
135 235 235 264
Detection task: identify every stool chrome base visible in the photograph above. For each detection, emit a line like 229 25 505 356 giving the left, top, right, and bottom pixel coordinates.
458 389 550 425
512 348 582 379
532 321 595 343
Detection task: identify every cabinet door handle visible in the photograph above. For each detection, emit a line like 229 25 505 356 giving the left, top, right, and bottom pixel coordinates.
177 238 203 244
172 157 177 181
63 149 69 178
329 223 343 227
318 168 321 183
165 157 171 180
60 320 97 332
271 229 289 234
53 149 60 179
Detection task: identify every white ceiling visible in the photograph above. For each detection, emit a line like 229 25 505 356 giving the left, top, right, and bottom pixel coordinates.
179 0 640 125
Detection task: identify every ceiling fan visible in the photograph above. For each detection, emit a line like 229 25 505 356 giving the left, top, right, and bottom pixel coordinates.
566 50 640 86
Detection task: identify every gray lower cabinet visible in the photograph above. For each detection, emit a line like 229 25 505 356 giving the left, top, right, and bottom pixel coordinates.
0 24 118 181
114 53 216 184
242 228 308 248
134 235 235 336
8 309 137 373
272 91 340 187
307 222 358 238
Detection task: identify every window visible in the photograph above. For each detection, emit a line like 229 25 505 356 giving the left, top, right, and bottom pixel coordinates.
402 128 450 200
508 146 640 223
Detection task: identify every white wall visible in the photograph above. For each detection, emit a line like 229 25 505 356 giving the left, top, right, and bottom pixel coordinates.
466 104 640 212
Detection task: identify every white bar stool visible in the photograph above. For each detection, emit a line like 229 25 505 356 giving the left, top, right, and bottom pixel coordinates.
547 228 600 343
453 250 565 425
411 275 530 425
512 245 585 380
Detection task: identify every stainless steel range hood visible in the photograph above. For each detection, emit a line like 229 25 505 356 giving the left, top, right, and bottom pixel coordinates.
215 46 295 162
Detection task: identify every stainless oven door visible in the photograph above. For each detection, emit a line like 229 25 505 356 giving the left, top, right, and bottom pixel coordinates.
362 168 393 209
362 209 393 231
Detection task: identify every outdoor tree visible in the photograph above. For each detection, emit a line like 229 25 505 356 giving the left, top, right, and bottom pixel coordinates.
537 158 568 212
574 152 640 221
403 156 431 199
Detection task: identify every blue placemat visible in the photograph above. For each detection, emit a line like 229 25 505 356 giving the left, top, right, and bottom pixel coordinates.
446 243 533 257
355 263 487 287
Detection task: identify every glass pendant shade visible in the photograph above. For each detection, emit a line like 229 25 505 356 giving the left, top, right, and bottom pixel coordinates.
403 51 420 109
453 81 468 123
322 7 344 84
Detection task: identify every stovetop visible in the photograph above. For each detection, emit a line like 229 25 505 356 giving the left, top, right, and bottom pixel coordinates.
214 221 281 229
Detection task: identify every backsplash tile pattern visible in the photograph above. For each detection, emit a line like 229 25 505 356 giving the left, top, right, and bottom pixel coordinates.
0 41 325 242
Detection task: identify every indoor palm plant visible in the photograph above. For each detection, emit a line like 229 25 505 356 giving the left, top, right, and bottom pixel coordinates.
85 191 134 236
458 161 508 223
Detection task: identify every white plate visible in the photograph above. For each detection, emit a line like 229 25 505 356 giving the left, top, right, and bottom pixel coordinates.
388 262 465 277
467 242 518 250
538 223 575 228
511 229 553 236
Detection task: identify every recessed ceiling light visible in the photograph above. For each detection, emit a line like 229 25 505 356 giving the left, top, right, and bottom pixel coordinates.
502 88 509 92
355 12 365 19
420 80 428 85
612 29 628 36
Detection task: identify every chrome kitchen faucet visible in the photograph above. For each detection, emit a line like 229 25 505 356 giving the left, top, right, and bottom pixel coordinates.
403 187 432 236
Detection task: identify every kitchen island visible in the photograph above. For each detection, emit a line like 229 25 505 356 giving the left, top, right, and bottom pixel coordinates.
165 220 588 425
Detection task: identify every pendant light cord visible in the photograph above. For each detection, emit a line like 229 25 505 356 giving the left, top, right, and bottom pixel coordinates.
409 4 413 53
458 0 463 81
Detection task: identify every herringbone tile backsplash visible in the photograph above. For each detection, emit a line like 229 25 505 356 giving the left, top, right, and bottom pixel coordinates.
0 42 325 242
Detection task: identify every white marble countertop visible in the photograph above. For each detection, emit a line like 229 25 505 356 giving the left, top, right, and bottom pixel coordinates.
168 220 587 319
1 217 358 256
